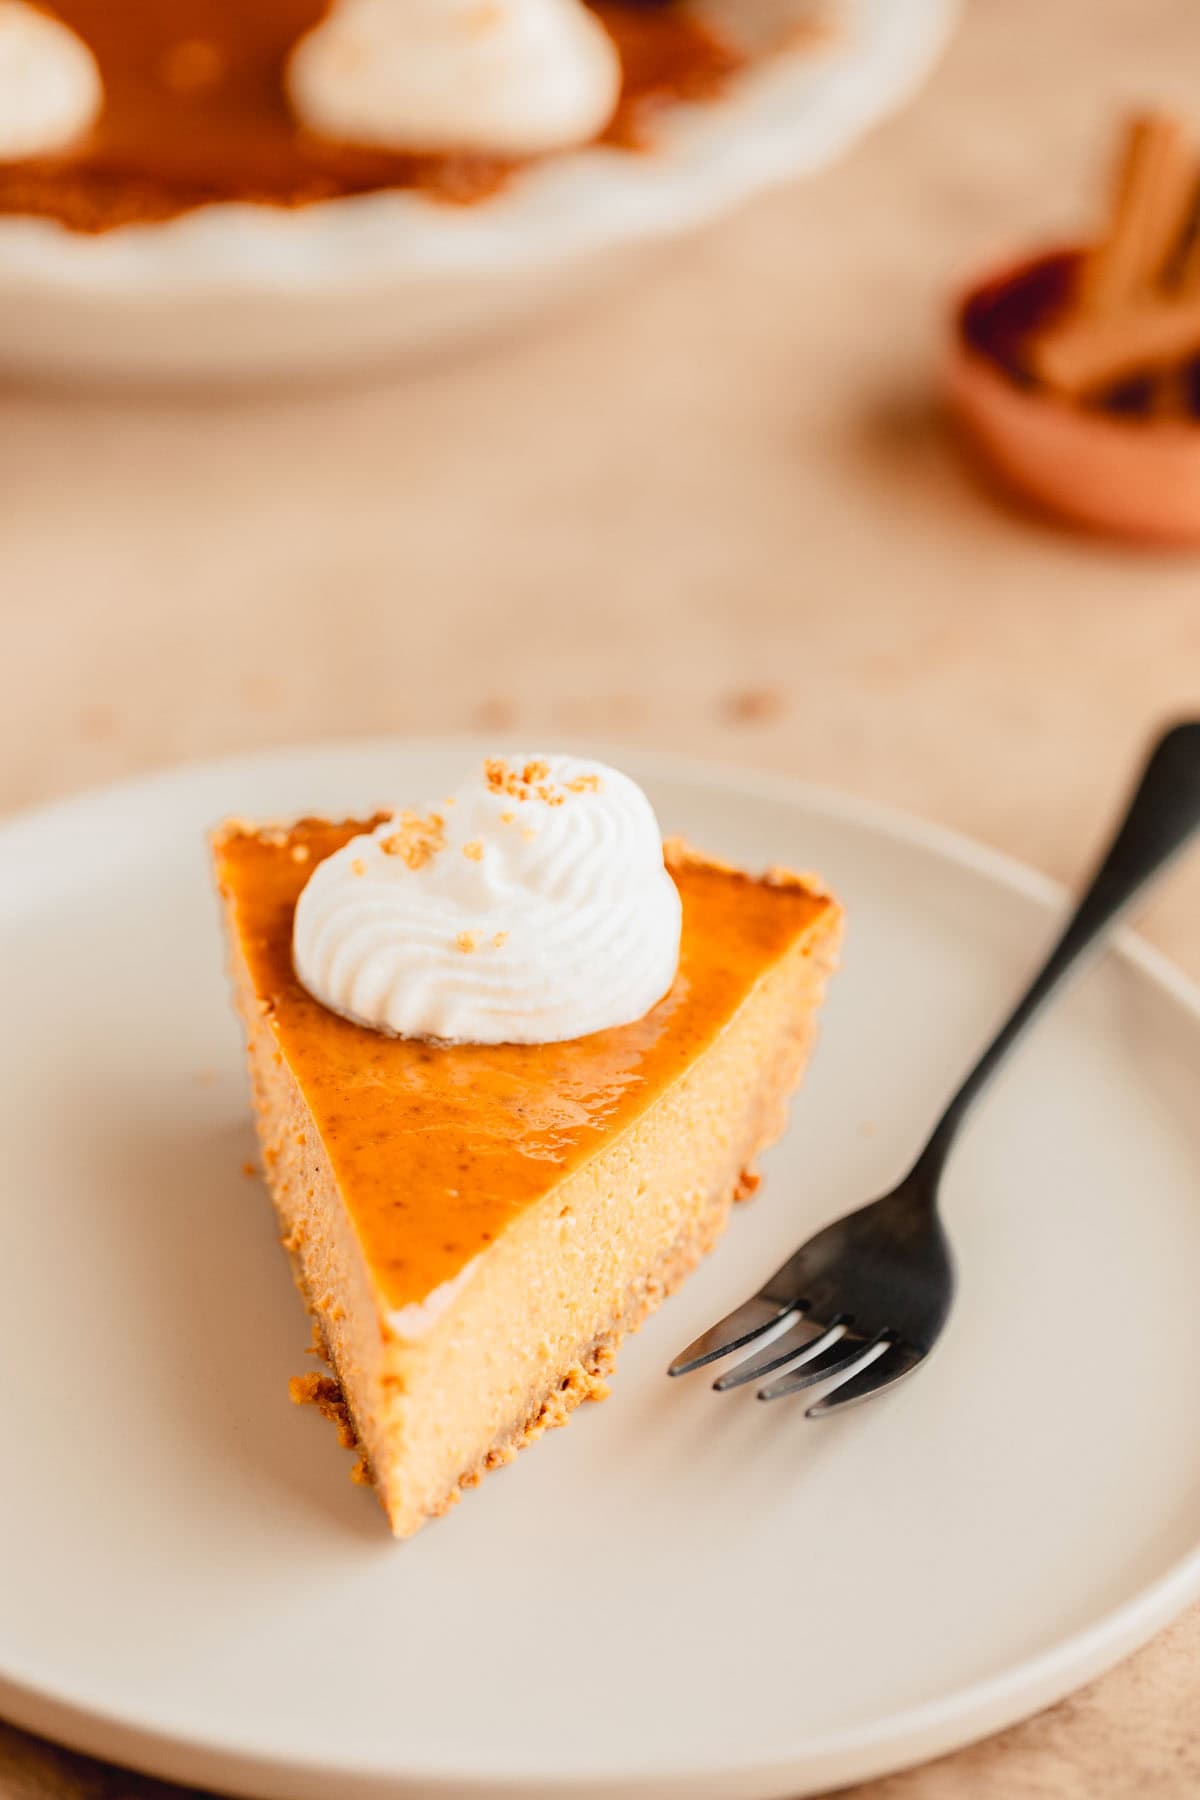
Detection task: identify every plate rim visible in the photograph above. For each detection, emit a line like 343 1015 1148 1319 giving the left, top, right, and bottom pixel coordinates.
2 731 1200 1800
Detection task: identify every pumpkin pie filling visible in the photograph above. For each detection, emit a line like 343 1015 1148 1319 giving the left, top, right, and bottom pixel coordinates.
213 791 842 1535
0 0 743 231
219 815 834 1316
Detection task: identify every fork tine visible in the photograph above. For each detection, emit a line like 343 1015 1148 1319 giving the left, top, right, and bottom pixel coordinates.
712 1316 838 1391
668 1295 799 1378
804 1342 924 1417
757 1333 886 1402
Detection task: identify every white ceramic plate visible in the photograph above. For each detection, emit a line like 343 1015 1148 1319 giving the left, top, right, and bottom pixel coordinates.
0 0 955 380
2 738 1200 1800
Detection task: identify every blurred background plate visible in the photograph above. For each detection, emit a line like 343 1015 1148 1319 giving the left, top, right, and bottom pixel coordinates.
0 0 955 383
1 739 1200 1800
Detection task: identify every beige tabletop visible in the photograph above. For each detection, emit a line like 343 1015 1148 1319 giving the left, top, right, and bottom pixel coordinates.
4 0 1200 1793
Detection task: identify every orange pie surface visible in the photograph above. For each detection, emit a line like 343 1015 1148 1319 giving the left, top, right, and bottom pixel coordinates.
217 816 833 1316
1 1 742 230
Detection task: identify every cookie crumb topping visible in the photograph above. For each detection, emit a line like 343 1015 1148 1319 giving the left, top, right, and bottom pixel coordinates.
380 810 447 870
483 756 601 808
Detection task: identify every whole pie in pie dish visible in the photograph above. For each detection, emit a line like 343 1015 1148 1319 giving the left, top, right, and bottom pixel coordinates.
0 0 955 379
212 755 842 1536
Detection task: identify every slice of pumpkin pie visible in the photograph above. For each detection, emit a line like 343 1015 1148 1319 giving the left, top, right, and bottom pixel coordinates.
212 754 841 1536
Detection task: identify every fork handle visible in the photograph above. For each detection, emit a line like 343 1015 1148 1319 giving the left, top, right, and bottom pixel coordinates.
916 720 1200 1186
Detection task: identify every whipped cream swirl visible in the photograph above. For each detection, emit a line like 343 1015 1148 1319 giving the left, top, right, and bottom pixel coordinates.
293 756 682 1045
0 2 102 161
286 0 621 158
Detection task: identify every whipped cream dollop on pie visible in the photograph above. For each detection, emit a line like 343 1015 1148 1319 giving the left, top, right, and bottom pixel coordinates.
0 1 101 161
286 0 622 157
293 755 682 1044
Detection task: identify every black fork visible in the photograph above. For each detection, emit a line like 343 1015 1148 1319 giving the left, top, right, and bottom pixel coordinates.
669 720 1200 1414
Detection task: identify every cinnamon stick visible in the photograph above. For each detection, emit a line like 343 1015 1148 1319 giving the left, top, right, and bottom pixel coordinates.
1169 182 1200 290
1080 111 1195 313
1030 286 1200 395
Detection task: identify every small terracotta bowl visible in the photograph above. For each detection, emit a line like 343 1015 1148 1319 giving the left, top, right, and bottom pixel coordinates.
947 246 1200 546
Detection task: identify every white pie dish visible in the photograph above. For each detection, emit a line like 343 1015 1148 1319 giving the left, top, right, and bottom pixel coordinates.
0 0 955 381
